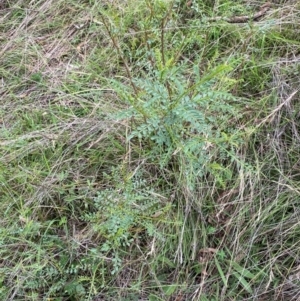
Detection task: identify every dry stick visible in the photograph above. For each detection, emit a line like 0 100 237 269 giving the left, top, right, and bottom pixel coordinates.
160 3 175 100
209 2 272 24
99 14 139 97
98 13 147 134
160 1 174 67
228 2 271 23
160 16 172 100
160 17 166 67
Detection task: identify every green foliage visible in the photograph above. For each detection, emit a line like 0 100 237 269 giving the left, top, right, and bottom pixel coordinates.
113 61 242 189
83 169 169 273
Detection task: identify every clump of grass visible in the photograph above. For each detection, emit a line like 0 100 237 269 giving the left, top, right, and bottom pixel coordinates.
1 0 300 300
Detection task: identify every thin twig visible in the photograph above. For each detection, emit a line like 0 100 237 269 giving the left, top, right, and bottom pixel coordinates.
99 13 139 97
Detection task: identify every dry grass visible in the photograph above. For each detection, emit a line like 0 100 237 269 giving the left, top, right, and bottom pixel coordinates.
0 0 300 300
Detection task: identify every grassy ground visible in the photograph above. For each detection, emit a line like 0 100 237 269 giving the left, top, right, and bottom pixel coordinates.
1 0 300 300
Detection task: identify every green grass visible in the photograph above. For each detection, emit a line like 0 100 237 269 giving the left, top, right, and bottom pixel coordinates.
1 0 300 300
